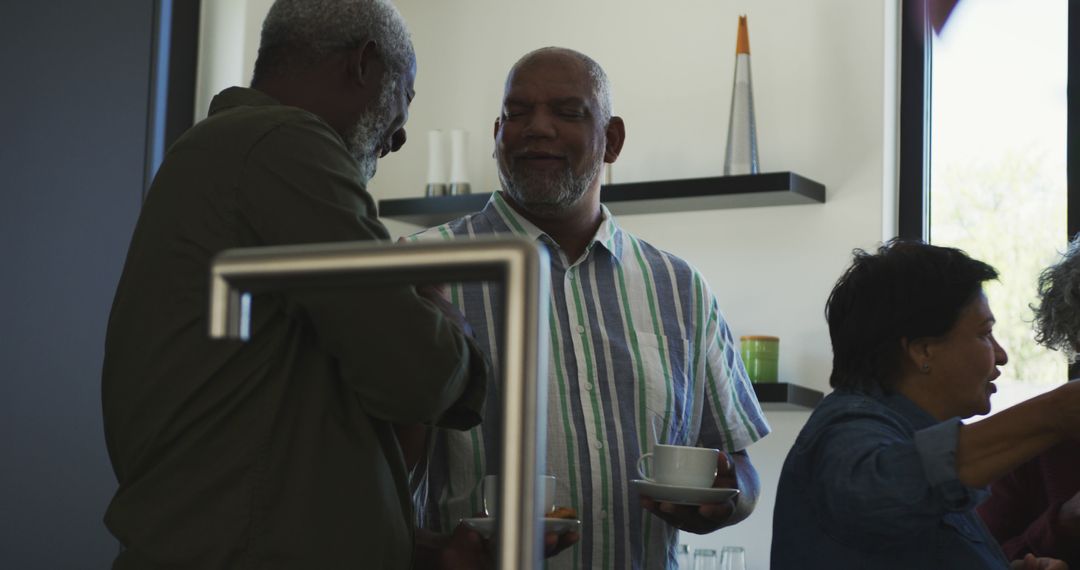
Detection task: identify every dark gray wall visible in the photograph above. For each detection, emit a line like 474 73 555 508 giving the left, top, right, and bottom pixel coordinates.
1 1 153 567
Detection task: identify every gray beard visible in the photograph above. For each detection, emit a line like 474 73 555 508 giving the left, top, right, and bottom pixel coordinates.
344 75 398 183
499 157 603 217
350 127 379 183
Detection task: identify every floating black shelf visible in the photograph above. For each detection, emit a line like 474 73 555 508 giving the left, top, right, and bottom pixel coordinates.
753 382 824 410
379 171 825 227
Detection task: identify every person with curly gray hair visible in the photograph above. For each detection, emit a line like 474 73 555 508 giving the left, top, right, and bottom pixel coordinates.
102 1 490 569
1032 236 1080 362
978 236 1080 568
252 0 417 180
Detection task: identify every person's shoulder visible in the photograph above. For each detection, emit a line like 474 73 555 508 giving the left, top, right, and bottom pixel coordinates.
802 390 904 436
408 222 456 243
620 230 694 271
406 211 501 243
248 106 341 153
177 105 339 168
620 230 716 293
818 389 878 409
202 88 340 146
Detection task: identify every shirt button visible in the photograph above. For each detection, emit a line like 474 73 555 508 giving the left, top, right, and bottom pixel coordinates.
584 382 594 391
575 325 585 334
568 271 576 280
599 509 608 519
593 441 603 450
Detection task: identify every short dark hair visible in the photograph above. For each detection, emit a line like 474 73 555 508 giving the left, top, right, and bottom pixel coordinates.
825 239 998 392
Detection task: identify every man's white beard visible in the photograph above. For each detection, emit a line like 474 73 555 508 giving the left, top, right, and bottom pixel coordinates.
345 75 398 183
499 153 603 217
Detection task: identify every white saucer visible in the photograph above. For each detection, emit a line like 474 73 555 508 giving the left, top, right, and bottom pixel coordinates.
460 517 582 539
630 479 740 506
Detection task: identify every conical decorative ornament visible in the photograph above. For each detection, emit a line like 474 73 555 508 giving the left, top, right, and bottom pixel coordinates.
724 15 760 175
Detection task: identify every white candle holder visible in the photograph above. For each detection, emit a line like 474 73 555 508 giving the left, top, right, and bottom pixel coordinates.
425 130 449 197
448 129 471 195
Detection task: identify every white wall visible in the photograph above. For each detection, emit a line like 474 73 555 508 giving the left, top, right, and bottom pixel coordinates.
195 0 249 122
210 1 901 567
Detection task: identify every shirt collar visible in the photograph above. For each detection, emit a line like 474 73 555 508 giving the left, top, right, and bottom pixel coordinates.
483 191 625 264
881 391 941 431
207 87 281 116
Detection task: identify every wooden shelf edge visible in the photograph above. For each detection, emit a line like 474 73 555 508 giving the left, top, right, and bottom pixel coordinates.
378 171 826 227
753 382 824 410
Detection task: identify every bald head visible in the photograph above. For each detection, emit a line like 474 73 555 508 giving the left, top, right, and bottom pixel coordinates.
494 47 625 223
506 47 613 125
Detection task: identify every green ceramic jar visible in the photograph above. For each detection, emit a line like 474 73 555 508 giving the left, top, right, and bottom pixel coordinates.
740 335 779 383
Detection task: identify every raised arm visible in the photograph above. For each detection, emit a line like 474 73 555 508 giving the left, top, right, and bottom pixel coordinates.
239 115 488 426
955 381 1080 489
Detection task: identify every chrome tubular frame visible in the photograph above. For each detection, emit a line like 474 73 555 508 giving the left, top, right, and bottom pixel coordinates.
207 237 550 569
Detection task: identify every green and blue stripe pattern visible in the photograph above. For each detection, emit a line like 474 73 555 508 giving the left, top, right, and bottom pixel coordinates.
409 193 769 570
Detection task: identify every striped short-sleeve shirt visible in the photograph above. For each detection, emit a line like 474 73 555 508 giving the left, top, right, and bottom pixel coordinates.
409 193 770 570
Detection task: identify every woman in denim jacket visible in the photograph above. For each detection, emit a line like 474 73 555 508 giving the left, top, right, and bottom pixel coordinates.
772 239 1078 569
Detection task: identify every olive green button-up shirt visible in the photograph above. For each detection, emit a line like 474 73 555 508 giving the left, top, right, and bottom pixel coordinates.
102 87 487 569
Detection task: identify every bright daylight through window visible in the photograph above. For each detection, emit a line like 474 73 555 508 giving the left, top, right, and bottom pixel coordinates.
928 0 1068 414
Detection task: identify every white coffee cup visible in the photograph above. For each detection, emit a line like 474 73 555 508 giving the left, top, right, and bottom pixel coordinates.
483 474 557 517
636 444 720 488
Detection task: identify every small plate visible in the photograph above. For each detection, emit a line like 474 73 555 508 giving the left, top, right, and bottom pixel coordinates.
630 479 740 506
460 517 582 539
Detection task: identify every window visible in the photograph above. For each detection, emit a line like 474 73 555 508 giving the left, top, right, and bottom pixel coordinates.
899 0 1077 413
144 0 200 194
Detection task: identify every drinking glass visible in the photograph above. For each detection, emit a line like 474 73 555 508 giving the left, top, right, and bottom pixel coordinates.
676 544 690 569
719 546 746 570
692 548 719 570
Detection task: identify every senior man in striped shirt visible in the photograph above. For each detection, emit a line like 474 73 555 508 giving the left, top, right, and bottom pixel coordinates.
410 47 770 569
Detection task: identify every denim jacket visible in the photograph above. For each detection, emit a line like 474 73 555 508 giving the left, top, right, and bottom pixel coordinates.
770 389 1010 569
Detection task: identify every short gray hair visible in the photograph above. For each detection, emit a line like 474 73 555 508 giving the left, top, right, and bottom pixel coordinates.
253 0 414 84
1033 234 1080 362
509 47 614 125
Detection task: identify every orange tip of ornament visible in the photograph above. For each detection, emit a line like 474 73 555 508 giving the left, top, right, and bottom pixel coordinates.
736 15 750 55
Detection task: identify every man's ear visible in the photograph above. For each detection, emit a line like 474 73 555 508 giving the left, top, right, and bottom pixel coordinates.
348 40 380 86
604 116 626 163
493 117 501 140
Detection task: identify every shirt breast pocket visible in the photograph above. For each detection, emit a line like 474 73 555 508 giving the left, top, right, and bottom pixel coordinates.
634 331 694 445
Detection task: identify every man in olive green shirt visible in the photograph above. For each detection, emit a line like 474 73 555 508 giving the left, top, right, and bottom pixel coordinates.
101 1 486 568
